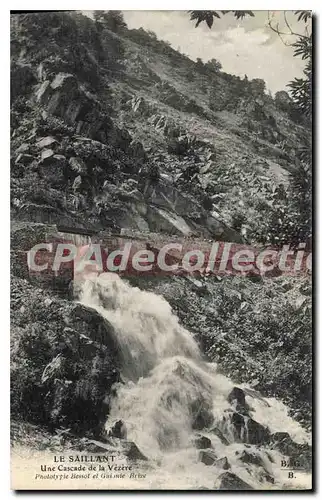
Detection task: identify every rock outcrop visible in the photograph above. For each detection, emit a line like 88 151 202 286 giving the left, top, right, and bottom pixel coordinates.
193 434 212 449
216 472 254 490
199 449 217 466
11 276 119 434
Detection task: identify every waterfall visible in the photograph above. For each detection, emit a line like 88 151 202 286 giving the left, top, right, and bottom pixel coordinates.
79 273 311 490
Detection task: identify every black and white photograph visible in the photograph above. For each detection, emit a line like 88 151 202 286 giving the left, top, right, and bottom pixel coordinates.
10 9 312 491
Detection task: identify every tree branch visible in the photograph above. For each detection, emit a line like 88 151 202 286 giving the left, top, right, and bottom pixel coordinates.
267 10 311 42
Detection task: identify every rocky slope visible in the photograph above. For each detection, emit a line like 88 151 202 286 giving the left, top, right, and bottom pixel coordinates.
10 11 312 488
11 12 310 240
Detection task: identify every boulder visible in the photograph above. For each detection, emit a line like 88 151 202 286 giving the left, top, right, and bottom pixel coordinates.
108 420 127 439
259 471 275 485
36 136 58 149
193 434 212 449
228 387 248 413
228 387 246 406
40 149 55 162
238 450 264 467
216 472 254 490
15 153 34 166
205 215 245 243
270 431 292 445
215 457 230 470
231 412 245 441
36 73 79 113
199 449 217 466
229 412 270 445
53 154 66 164
51 72 78 92
69 303 117 349
210 427 230 445
78 439 113 453
190 397 214 430
123 442 148 462
247 418 270 445
16 143 30 154
270 432 312 470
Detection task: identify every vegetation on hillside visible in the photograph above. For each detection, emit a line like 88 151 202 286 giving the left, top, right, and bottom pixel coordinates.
188 9 312 246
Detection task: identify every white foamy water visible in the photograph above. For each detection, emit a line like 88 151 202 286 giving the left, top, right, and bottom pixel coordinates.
79 273 311 490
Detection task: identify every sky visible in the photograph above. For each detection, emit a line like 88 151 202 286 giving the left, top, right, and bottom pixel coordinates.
122 10 310 94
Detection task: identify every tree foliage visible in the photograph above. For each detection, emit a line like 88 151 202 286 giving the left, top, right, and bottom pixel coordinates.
250 78 266 96
189 10 254 28
268 11 312 118
204 58 222 73
94 10 127 33
190 10 312 119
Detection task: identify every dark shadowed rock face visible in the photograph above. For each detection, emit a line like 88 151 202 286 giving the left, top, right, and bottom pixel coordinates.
238 450 264 467
216 472 254 490
78 439 113 454
74 436 147 463
215 457 231 470
228 411 270 445
11 276 119 434
230 412 245 440
228 386 246 405
247 418 270 445
108 420 127 439
193 434 212 449
69 303 117 349
210 427 230 445
270 432 312 470
123 441 148 462
199 449 217 466
228 387 248 414
190 398 214 430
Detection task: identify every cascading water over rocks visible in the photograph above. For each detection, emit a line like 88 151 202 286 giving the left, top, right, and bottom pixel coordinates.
79 273 311 490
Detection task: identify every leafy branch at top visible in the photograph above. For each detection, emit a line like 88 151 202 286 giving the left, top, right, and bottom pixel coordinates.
267 11 312 117
188 11 254 29
267 10 311 43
